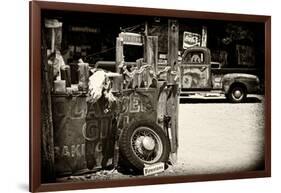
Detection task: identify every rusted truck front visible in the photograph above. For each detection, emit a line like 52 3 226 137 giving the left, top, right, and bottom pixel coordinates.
180 46 260 102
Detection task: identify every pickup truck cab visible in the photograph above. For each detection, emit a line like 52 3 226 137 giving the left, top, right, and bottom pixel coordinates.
180 47 260 102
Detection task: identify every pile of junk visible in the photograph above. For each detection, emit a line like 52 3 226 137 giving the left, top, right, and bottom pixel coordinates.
45 19 180 178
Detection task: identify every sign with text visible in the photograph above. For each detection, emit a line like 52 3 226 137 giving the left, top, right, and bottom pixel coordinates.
183 31 201 49
52 96 88 176
143 162 165 176
119 32 143 46
119 89 157 129
85 98 115 170
69 26 100 33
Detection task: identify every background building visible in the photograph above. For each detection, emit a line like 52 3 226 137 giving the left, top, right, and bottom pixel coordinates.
43 10 265 86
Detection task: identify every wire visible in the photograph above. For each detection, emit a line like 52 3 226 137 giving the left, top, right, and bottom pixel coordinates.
83 47 115 59
121 23 143 32
82 23 144 60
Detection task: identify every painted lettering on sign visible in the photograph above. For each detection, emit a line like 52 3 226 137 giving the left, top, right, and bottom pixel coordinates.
71 98 87 119
130 95 141 112
54 144 85 158
183 31 201 49
53 97 87 119
85 141 112 167
121 93 154 113
84 100 115 169
119 32 143 46
83 118 112 141
69 26 100 33
85 141 103 155
143 162 165 176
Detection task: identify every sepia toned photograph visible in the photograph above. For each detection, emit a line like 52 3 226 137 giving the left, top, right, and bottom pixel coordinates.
30 2 270 191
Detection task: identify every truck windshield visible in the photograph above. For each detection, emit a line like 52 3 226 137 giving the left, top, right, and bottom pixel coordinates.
183 51 205 64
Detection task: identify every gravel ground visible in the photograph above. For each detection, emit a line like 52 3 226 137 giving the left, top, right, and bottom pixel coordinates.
58 95 265 182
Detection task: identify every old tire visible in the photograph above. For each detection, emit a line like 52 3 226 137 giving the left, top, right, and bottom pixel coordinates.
119 120 170 172
227 85 247 103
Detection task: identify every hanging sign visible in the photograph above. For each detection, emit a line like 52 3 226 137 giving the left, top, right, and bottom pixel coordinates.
119 32 143 46
69 26 100 33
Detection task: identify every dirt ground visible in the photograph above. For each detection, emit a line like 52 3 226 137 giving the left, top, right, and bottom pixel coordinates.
166 94 265 176
58 95 265 182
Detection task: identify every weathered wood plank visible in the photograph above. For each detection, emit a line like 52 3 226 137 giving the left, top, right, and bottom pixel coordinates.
41 26 55 182
115 37 123 73
135 59 142 88
146 36 159 74
166 20 179 154
166 85 179 153
156 81 168 133
168 20 179 72
201 26 207 47
167 20 179 85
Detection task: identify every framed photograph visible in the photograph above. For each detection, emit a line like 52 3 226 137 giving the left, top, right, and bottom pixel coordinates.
30 1 271 192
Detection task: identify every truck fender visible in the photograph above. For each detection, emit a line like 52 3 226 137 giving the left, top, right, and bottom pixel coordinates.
221 73 259 94
221 75 248 94
221 75 235 94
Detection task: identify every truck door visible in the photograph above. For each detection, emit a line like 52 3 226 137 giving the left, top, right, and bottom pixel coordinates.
181 48 211 90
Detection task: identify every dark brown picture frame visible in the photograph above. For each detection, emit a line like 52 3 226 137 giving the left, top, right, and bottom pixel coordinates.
30 1 271 192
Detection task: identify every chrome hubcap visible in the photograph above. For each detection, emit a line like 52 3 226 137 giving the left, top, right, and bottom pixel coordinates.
142 136 156 151
233 89 242 99
131 126 163 164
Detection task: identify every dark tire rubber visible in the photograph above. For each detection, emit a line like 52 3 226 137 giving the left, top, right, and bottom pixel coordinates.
119 120 170 172
226 85 247 103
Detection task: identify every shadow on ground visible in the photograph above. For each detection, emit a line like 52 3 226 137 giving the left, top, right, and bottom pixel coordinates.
180 97 262 104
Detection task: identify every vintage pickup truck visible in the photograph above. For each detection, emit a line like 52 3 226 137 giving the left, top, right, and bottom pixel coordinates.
180 47 260 102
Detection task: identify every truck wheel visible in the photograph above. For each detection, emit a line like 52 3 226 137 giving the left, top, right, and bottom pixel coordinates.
119 120 170 172
227 85 247 103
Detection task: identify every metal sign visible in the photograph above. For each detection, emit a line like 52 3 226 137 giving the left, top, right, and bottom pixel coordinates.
52 96 88 176
119 32 143 46
69 26 100 33
183 31 201 49
143 162 165 176
85 98 115 170
119 89 157 129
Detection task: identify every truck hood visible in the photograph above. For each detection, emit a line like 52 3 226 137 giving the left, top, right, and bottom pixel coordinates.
223 73 258 80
